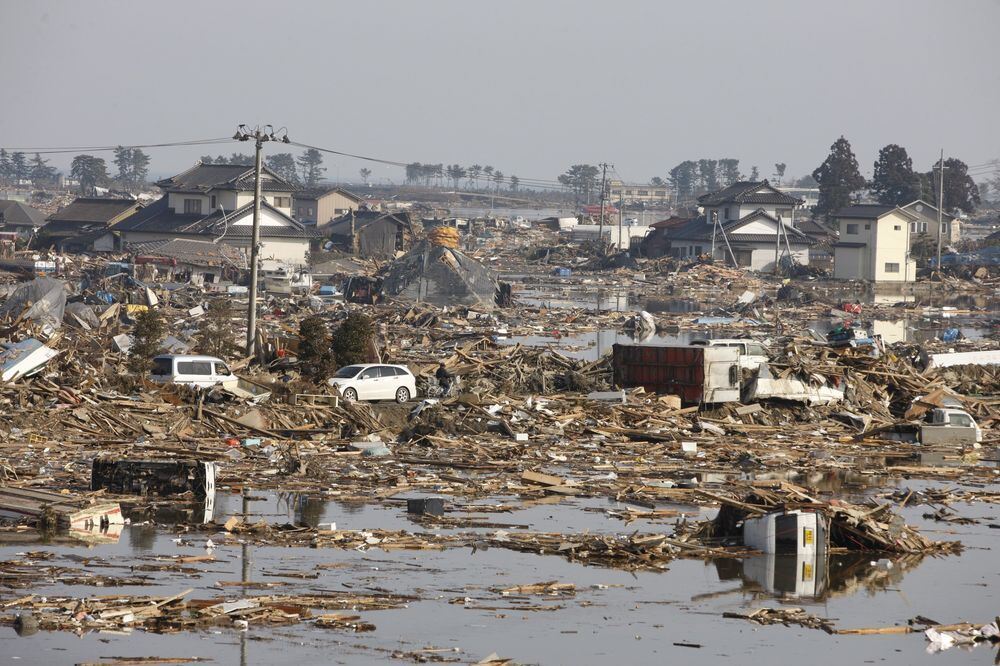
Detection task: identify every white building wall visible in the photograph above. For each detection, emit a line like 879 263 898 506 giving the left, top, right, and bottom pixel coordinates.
873 212 913 282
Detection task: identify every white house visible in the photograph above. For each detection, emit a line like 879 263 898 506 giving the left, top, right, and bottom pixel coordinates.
832 204 918 282
112 163 313 265
658 181 813 270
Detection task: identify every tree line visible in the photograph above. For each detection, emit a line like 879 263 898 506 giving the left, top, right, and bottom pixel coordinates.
811 136 980 218
403 163 521 193
0 150 58 188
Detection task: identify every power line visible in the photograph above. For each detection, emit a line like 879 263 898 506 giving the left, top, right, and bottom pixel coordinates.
0 137 234 155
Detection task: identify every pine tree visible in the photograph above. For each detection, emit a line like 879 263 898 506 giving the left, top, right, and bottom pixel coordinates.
296 149 325 187
194 299 242 360
926 158 981 214
330 313 374 367
127 308 165 375
29 153 56 186
298 316 338 382
266 153 299 184
10 152 28 183
812 136 867 219
0 150 11 185
871 144 921 206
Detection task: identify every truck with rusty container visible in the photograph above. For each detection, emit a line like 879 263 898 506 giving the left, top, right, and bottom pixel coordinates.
611 343 740 404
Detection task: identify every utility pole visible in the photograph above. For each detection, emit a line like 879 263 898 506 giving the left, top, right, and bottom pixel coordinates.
935 149 947 275
618 193 624 254
598 162 612 249
233 124 290 358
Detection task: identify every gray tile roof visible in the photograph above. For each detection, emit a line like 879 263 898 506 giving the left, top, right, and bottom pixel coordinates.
113 196 318 239
698 180 802 207
0 200 46 228
155 163 298 193
658 208 815 245
47 198 140 225
127 238 243 266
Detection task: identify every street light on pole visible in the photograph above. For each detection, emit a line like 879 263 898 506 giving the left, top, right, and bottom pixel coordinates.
233 124 290 359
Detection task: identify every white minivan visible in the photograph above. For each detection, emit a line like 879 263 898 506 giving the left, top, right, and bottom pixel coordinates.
149 354 237 389
327 364 416 403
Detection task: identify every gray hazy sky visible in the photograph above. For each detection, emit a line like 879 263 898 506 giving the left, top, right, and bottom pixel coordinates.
1 0 998 185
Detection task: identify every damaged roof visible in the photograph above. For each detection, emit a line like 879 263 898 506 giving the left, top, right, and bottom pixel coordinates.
126 238 243 266
0 200 46 228
661 209 815 245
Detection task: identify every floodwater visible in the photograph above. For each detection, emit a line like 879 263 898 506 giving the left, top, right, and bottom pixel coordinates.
2 480 998 665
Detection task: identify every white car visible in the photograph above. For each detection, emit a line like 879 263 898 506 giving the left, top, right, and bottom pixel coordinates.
149 354 237 389
328 364 416 403
691 339 769 372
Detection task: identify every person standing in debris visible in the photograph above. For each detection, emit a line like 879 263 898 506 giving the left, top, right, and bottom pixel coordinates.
436 361 453 395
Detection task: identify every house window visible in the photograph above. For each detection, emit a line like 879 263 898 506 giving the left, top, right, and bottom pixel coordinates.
884 262 900 273
724 207 731 220
274 196 291 208
865 224 871 230
845 223 859 235
184 199 202 215
694 245 703 256
638 190 649 196
210 195 216 209
308 207 314 216
893 225 901 231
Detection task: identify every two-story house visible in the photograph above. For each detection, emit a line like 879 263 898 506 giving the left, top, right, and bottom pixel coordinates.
656 181 813 270
899 200 959 255
112 162 313 265
293 187 363 226
832 204 919 282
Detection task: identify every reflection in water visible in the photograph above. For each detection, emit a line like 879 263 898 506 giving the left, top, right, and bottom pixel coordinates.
713 551 924 601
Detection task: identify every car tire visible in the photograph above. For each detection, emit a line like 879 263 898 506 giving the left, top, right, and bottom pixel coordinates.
395 386 410 404
343 387 358 401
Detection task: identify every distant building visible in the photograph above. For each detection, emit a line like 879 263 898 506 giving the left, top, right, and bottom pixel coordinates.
650 181 812 269
607 180 671 205
777 186 820 210
127 238 243 285
0 200 46 238
325 210 415 259
41 197 143 252
293 187 362 226
899 200 959 246
831 204 918 282
113 162 313 265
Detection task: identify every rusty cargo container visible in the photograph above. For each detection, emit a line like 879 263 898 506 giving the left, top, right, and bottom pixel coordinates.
611 344 740 404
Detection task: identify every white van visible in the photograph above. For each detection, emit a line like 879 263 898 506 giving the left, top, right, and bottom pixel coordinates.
691 339 768 372
149 354 237 389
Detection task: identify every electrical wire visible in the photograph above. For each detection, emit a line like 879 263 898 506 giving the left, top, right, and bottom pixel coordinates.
0 137 234 155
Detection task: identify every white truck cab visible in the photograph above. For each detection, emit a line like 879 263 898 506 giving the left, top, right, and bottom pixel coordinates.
922 407 983 445
149 354 237 389
691 339 768 372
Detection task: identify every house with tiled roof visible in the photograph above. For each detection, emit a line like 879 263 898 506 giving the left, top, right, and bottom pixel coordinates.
0 200 46 238
651 181 812 269
111 162 313 265
40 197 143 251
831 204 918 282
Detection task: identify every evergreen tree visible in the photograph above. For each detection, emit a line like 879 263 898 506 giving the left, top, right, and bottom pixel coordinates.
557 164 599 201
29 153 56 186
446 164 465 189
0 150 11 185
70 154 110 194
10 152 28 183
774 162 787 184
668 161 698 201
193 299 242 360
127 308 165 375
266 153 299 184
812 136 867 218
871 144 921 206
509 175 520 192
749 166 760 181
359 167 372 185
697 159 719 193
330 313 375 367
296 148 325 187
130 149 150 188
717 159 741 186
200 155 215 164
298 316 338 383
925 158 981 214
